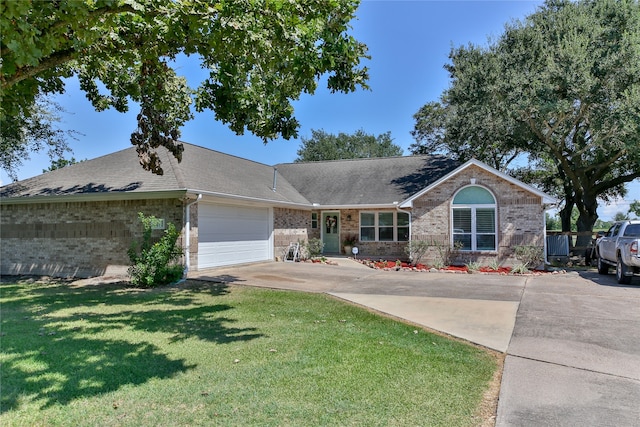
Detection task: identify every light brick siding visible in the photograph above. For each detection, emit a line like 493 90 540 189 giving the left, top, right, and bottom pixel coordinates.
1 198 184 277
411 165 544 266
3 164 545 277
273 208 311 259
186 202 199 271
342 208 408 259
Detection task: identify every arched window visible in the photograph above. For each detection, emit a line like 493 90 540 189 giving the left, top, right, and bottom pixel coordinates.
452 186 497 251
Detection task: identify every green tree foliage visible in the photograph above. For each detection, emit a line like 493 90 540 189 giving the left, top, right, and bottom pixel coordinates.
1 96 78 180
614 211 630 221
43 157 82 173
545 213 561 231
410 0 640 247
128 213 183 288
630 200 640 218
295 129 402 162
1 0 369 176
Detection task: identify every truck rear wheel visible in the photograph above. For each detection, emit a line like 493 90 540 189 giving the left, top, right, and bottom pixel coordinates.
616 258 632 285
597 255 609 275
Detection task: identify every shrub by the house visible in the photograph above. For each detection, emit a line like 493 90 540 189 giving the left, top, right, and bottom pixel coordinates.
128 213 183 287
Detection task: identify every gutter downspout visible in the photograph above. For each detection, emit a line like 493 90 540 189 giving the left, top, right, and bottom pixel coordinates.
182 194 202 280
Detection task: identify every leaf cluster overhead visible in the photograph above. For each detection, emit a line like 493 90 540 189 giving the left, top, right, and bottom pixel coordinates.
411 0 640 240
1 0 369 175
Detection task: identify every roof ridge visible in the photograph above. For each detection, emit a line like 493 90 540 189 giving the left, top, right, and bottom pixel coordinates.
179 140 276 169
164 148 187 189
275 153 441 167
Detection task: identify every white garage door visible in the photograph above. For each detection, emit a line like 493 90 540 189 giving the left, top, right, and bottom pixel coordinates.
198 203 272 269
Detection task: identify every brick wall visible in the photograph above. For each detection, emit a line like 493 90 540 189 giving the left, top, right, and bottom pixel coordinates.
1 198 184 278
340 208 408 259
411 164 544 266
273 207 311 260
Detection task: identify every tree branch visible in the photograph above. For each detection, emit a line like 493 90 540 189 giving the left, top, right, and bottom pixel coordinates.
2 3 140 89
3 48 78 88
593 170 640 195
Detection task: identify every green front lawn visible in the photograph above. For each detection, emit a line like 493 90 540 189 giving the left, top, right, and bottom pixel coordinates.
1 278 498 426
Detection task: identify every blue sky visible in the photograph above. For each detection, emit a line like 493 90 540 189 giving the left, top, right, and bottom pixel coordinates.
3 0 637 219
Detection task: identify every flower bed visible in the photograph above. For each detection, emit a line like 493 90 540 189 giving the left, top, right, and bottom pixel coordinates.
356 259 518 274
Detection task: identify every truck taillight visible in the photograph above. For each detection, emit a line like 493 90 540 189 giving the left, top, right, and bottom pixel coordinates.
632 241 638 255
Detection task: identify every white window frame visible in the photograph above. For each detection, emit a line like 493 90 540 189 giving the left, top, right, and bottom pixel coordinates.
359 211 410 242
451 186 497 252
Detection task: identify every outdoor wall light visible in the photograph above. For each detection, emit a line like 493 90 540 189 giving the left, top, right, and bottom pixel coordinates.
346 214 352 221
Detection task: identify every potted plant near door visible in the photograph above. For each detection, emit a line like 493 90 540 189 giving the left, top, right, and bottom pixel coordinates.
342 234 358 255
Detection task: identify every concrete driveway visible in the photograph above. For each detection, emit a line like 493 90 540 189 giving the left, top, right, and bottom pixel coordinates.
497 271 640 426
191 259 640 426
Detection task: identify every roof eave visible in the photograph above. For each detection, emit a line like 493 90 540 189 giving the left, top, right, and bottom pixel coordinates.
310 203 400 210
0 190 188 205
186 189 313 209
399 158 558 207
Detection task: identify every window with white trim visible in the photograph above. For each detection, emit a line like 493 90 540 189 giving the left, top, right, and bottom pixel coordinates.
452 186 496 251
360 212 410 242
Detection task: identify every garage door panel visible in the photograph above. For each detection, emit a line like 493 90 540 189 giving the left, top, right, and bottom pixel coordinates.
200 220 269 242
198 203 271 269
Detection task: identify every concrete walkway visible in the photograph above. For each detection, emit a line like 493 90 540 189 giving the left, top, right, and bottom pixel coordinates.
191 258 640 426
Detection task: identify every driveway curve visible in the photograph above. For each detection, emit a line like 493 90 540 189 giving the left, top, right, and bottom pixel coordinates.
191 258 640 426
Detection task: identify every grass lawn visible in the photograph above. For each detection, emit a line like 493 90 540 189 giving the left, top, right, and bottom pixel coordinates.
1 278 499 426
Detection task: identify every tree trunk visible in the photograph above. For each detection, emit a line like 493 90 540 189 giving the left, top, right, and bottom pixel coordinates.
559 203 574 233
575 192 599 250
559 182 575 234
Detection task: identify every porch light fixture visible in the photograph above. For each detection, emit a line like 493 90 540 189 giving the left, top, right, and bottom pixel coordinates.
346 214 352 221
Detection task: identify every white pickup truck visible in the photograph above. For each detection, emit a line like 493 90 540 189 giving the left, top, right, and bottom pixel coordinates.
596 220 640 284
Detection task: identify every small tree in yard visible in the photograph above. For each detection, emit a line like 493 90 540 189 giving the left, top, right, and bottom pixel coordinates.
512 245 544 274
404 240 430 266
433 240 464 269
304 238 325 259
128 213 183 287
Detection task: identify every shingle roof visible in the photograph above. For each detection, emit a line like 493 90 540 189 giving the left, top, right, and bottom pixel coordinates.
276 155 460 206
0 143 459 206
0 143 309 205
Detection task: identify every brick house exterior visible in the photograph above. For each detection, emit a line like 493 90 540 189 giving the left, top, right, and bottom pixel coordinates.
1 197 184 277
0 143 555 277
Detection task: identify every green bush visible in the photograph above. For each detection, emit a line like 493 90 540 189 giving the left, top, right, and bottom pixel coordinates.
404 240 430 266
304 238 324 259
465 261 482 273
434 239 463 268
513 245 544 270
128 213 184 287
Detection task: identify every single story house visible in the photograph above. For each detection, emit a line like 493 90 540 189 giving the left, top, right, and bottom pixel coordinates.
0 142 556 277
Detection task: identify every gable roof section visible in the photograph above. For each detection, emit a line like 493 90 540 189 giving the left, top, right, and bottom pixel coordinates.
276 155 460 207
0 143 310 206
1 145 555 208
399 158 558 207
174 143 309 205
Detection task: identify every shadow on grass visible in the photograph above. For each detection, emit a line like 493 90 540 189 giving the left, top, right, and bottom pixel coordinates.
0 278 263 413
1 336 195 412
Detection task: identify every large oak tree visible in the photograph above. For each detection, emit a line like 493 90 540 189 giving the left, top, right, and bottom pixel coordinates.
295 129 402 162
1 0 369 178
411 0 640 247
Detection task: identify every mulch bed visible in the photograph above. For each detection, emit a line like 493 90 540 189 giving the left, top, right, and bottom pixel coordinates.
355 259 554 275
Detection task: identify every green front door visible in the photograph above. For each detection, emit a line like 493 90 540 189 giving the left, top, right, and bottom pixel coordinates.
322 212 340 253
